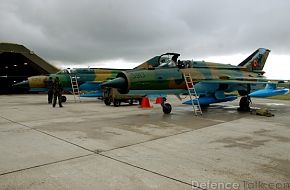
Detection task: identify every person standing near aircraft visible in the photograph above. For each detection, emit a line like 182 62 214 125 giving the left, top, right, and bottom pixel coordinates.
52 77 63 107
47 77 53 104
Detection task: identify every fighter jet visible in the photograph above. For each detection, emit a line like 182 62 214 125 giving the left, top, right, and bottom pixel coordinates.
15 68 122 93
102 48 289 114
14 55 169 99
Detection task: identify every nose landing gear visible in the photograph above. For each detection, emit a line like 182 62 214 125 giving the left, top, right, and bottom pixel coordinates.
161 97 172 114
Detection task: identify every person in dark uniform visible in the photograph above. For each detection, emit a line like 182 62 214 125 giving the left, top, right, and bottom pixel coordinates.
52 77 63 107
47 77 53 104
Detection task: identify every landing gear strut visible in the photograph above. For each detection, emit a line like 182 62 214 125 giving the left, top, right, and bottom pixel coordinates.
238 96 251 111
161 98 172 114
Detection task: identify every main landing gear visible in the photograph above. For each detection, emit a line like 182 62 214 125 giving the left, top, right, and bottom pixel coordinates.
238 96 251 111
161 98 172 114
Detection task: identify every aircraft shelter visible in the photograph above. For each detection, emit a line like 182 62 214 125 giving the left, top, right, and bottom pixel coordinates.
0 43 59 93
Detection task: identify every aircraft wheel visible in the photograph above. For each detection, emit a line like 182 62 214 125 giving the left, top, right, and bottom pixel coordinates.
238 96 250 111
104 98 111 106
113 100 121 107
129 99 134 105
162 103 172 114
61 96 67 103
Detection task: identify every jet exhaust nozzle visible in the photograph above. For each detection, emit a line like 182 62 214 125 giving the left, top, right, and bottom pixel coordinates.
102 77 126 88
101 76 129 94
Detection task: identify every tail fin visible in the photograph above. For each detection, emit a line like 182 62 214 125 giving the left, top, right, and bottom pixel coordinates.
133 56 160 69
238 48 270 72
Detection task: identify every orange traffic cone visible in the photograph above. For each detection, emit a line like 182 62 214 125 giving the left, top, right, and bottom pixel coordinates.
155 96 163 104
140 97 153 108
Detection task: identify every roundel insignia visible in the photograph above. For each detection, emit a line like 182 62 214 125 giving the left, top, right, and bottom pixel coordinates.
252 59 258 68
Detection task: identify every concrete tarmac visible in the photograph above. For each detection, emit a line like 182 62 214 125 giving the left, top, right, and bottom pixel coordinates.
0 94 289 190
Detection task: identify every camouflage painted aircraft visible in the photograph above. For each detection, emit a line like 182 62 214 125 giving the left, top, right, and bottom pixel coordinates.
14 55 171 99
102 48 289 114
15 68 123 95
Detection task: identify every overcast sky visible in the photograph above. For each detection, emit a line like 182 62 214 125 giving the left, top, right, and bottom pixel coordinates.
1 0 290 79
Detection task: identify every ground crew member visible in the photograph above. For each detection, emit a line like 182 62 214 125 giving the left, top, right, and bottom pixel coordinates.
52 77 63 107
47 77 53 104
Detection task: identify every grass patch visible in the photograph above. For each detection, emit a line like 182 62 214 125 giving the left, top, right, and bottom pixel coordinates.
267 93 290 100
267 84 290 100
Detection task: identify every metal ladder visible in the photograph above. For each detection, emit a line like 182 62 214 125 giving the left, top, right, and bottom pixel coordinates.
183 73 202 116
70 75 81 102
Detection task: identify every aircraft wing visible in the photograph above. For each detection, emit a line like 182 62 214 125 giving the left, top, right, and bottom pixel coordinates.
80 90 103 97
78 82 105 97
79 81 103 91
198 79 288 85
198 79 289 98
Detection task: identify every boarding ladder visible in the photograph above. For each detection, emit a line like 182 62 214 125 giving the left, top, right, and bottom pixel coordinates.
183 73 202 116
70 75 81 102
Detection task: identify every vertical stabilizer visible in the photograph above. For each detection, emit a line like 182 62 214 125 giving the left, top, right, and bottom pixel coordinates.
238 48 270 72
133 56 160 69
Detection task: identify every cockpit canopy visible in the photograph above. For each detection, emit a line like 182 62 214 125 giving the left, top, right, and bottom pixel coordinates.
158 53 180 68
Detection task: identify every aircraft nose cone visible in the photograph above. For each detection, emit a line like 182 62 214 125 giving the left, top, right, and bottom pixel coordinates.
13 80 29 89
101 77 126 89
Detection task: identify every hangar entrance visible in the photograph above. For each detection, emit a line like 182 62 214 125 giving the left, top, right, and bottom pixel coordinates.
0 43 59 93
